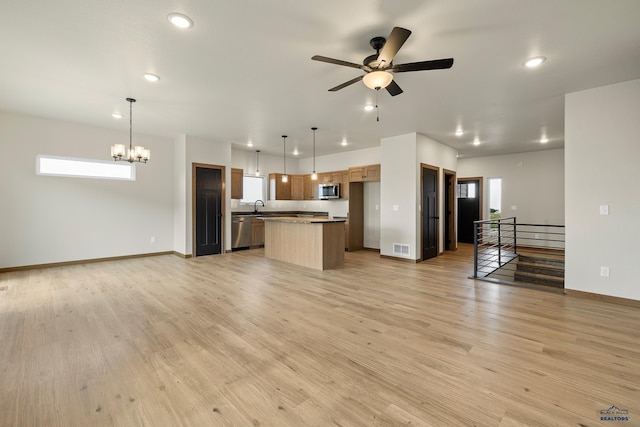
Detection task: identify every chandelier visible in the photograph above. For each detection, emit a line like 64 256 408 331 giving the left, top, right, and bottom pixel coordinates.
111 98 150 163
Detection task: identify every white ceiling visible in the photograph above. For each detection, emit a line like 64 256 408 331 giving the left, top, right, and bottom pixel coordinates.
1 0 639 159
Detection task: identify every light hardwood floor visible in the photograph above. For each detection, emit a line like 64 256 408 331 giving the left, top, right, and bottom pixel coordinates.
1 245 639 426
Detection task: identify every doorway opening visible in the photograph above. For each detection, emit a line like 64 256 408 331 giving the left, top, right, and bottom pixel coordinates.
488 177 502 224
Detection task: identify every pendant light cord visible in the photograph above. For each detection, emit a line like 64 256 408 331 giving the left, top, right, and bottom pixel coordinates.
312 127 317 174
129 99 133 151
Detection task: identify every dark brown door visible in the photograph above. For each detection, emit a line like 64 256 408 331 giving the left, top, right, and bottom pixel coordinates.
422 167 438 260
444 171 456 250
457 178 481 244
195 167 222 256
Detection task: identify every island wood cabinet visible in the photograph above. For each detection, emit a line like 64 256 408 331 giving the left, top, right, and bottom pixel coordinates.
290 175 304 200
251 217 265 246
348 164 380 182
268 173 291 200
231 168 244 199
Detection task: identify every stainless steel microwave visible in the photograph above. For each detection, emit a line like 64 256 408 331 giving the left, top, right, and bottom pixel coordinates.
319 183 340 199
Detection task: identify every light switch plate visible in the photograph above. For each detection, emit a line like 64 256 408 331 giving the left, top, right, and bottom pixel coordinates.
600 205 609 215
600 266 610 277
392 205 399 211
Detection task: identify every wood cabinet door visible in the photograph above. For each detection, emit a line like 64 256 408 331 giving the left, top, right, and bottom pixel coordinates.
348 167 365 182
318 173 331 183
291 175 304 200
269 174 291 200
304 175 319 199
231 168 243 199
251 219 265 246
341 172 350 199
364 164 380 181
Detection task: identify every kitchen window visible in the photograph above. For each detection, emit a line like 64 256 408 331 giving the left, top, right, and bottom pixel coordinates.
241 175 265 204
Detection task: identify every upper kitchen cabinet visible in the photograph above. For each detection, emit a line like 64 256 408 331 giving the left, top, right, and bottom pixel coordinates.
341 171 350 199
318 171 345 184
231 168 243 199
268 173 291 200
303 174 319 200
349 164 380 182
290 175 304 200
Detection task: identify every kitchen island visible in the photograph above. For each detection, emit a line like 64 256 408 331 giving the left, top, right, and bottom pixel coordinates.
261 217 346 270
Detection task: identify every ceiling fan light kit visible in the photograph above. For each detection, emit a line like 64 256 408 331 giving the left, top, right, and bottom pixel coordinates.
312 26 454 97
362 71 393 90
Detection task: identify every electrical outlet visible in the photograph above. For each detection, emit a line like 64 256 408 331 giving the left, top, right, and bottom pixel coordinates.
600 266 609 277
150 236 156 244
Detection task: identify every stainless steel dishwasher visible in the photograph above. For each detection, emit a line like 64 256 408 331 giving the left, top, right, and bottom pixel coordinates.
231 216 252 249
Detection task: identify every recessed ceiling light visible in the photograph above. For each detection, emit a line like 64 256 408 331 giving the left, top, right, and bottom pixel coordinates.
524 56 546 68
167 13 193 29
143 73 160 82
455 129 464 137
364 104 375 112
112 113 122 119
540 136 549 144
473 137 481 146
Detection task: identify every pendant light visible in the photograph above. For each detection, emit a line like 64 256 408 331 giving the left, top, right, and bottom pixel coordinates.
110 98 150 163
281 135 288 183
311 127 318 180
255 150 260 176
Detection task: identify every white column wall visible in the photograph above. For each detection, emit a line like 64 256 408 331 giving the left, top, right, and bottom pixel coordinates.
565 79 640 301
380 133 418 258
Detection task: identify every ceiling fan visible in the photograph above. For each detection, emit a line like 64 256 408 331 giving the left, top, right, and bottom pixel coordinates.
312 27 454 96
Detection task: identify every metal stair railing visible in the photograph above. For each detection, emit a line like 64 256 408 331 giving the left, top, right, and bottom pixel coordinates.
471 217 565 283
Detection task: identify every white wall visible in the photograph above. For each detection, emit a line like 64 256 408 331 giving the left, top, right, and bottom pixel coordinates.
0 111 174 268
364 182 381 249
565 79 640 301
173 135 187 254
457 149 565 225
380 133 418 258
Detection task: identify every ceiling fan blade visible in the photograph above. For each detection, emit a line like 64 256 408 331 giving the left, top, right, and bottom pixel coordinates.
328 75 364 92
385 80 403 96
312 55 364 70
377 27 412 68
391 58 454 73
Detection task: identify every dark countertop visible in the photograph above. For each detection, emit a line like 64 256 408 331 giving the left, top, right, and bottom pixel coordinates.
232 211 329 218
259 216 346 224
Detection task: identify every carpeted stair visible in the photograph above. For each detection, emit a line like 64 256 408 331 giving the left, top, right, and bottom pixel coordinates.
514 254 565 288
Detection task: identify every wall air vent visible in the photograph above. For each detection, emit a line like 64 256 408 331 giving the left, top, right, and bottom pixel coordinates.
393 243 410 257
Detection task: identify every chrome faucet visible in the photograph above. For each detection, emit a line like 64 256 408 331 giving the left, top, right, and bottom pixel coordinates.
254 199 265 213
